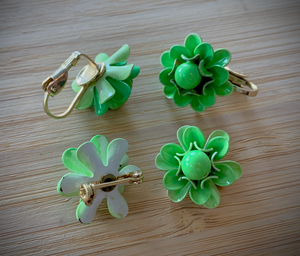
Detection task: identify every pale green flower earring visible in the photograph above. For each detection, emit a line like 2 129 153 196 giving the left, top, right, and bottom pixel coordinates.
57 135 143 224
42 45 139 119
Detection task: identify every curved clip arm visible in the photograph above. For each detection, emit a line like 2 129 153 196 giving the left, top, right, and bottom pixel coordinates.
42 52 105 119
225 67 258 97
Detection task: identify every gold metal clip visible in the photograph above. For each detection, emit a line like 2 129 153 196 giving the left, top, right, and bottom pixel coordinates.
79 170 144 206
42 52 106 119
226 67 258 97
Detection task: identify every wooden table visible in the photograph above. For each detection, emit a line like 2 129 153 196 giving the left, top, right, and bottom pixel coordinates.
1 0 300 255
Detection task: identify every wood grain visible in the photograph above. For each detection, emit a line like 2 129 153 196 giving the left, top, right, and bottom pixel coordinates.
0 0 300 255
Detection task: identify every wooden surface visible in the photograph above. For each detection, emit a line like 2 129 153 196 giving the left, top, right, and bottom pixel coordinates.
1 0 300 255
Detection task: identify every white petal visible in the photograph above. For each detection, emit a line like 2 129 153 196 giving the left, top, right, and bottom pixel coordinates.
119 165 141 176
58 173 91 196
107 188 128 219
90 135 109 166
107 139 129 175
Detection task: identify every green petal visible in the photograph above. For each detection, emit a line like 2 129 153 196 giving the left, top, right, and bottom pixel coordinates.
182 126 205 150
189 180 210 205
155 153 176 171
207 48 231 68
173 91 192 107
75 85 94 110
62 148 93 177
127 66 140 80
106 64 133 80
90 135 109 166
202 180 221 209
177 125 190 150
194 43 213 61
170 45 192 62
108 98 124 110
104 44 130 65
206 130 230 143
168 182 192 202
213 80 233 97
94 78 115 104
161 51 173 68
72 80 80 93
163 169 188 190
94 53 109 63
164 84 176 99
160 143 184 167
213 163 235 186
106 77 131 103
208 66 229 86
216 161 242 180
159 68 173 86
93 87 109 115
190 96 206 112
199 60 213 77
199 85 216 107
206 136 229 161
184 33 202 55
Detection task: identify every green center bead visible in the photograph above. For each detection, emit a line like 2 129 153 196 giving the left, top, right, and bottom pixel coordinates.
175 62 202 90
181 150 211 180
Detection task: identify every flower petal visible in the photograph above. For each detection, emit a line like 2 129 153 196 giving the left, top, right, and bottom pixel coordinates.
57 173 91 197
189 180 210 205
75 85 94 110
208 66 229 86
159 68 173 86
194 43 213 61
199 60 213 77
118 165 140 176
205 136 229 161
164 84 176 99
106 77 131 103
104 44 130 65
93 87 109 115
177 125 190 150
199 84 216 107
105 64 133 81
107 138 129 175
213 80 233 97
127 66 140 80
206 130 230 143
213 163 235 186
202 180 221 209
168 182 191 203
119 154 129 170
161 51 173 68
155 153 176 171
207 48 231 68
108 98 124 110
216 161 242 180
163 169 188 190
90 135 109 166
190 96 206 112
170 45 192 62
76 191 105 224
94 53 109 63
184 33 202 55
182 126 205 150
94 77 116 104
72 80 80 93
107 188 129 219
77 142 105 179
173 91 192 107
160 143 184 167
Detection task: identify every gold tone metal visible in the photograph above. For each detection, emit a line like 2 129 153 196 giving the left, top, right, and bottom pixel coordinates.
226 67 258 97
79 170 144 206
42 52 106 119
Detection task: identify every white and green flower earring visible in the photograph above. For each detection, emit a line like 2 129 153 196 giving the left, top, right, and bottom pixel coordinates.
42 45 139 119
57 135 143 224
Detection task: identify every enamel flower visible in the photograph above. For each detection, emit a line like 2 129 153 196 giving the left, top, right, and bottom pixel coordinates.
57 135 141 224
72 45 140 115
155 126 242 208
159 33 234 112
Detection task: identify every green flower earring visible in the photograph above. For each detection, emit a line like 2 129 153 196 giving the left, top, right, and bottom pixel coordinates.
159 33 258 112
155 125 242 208
42 45 139 119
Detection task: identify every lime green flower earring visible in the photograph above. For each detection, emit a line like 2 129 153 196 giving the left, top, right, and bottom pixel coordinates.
42 45 139 119
159 33 258 112
155 125 242 208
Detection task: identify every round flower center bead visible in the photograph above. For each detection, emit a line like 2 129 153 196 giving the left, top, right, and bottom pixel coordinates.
181 150 211 180
174 62 202 90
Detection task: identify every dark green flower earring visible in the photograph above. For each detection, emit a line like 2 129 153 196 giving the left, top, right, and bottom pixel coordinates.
159 34 258 112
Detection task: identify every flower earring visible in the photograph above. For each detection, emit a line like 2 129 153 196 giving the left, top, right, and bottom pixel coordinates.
57 135 143 224
42 45 140 119
159 33 258 112
155 125 242 208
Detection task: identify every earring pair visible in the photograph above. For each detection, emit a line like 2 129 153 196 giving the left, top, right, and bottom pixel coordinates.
42 33 258 119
